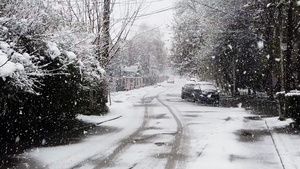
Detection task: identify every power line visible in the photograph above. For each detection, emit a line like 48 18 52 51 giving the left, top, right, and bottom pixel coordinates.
137 6 174 18
57 0 165 5
113 6 174 21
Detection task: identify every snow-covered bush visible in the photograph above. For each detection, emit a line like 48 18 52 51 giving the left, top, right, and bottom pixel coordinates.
276 92 285 120
0 0 106 108
0 40 42 93
285 91 300 124
276 91 300 124
0 0 108 153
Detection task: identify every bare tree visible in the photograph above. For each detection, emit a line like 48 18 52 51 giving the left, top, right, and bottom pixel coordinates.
57 0 145 67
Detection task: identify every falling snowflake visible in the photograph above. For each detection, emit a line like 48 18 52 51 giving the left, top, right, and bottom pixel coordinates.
15 136 20 143
257 41 264 49
228 44 233 50
42 139 46 145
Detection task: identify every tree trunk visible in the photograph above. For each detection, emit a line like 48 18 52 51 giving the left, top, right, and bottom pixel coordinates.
278 5 285 92
101 0 111 66
265 28 275 98
296 42 300 89
285 0 294 92
232 63 236 96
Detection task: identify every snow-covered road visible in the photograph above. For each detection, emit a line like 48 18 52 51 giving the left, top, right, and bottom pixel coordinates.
15 79 300 169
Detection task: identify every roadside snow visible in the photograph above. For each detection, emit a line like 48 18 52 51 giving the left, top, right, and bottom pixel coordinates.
265 117 300 169
265 117 294 129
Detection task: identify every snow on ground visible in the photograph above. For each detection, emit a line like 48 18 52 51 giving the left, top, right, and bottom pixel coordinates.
20 84 172 169
24 99 144 169
18 78 300 169
265 117 300 169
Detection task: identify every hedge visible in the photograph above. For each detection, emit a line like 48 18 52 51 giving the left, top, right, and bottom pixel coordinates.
276 91 300 124
285 92 300 124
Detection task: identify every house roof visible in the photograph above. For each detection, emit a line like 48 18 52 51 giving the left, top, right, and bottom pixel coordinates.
123 66 139 73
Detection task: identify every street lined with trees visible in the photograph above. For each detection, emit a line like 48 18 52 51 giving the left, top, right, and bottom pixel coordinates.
170 0 300 122
1 0 300 168
171 0 300 96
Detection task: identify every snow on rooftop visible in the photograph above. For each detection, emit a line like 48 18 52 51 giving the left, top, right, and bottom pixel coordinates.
123 65 139 73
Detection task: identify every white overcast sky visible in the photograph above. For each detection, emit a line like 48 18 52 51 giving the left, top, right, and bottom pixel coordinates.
113 0 176 48
134 0 175 44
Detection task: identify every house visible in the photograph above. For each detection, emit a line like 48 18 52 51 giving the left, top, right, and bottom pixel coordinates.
116 65 144 91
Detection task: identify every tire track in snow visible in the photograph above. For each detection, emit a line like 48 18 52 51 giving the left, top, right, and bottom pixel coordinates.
156 96 184 169
92 96 151 169
70 95 150 169
94 86 184 169
73 85 182 169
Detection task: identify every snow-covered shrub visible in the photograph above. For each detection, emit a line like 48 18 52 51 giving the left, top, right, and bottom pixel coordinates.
276 92 285 120
285 91 300 124
0 0 108 154
0 40 42 94
49 28 108 116
0 0 107 113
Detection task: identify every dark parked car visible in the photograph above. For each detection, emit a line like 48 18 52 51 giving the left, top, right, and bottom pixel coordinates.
192 82 220 105
181 81 196 100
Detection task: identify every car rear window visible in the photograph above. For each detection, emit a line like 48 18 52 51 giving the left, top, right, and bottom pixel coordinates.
194 84 201 90
185 84 195 89
200 84 217 91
